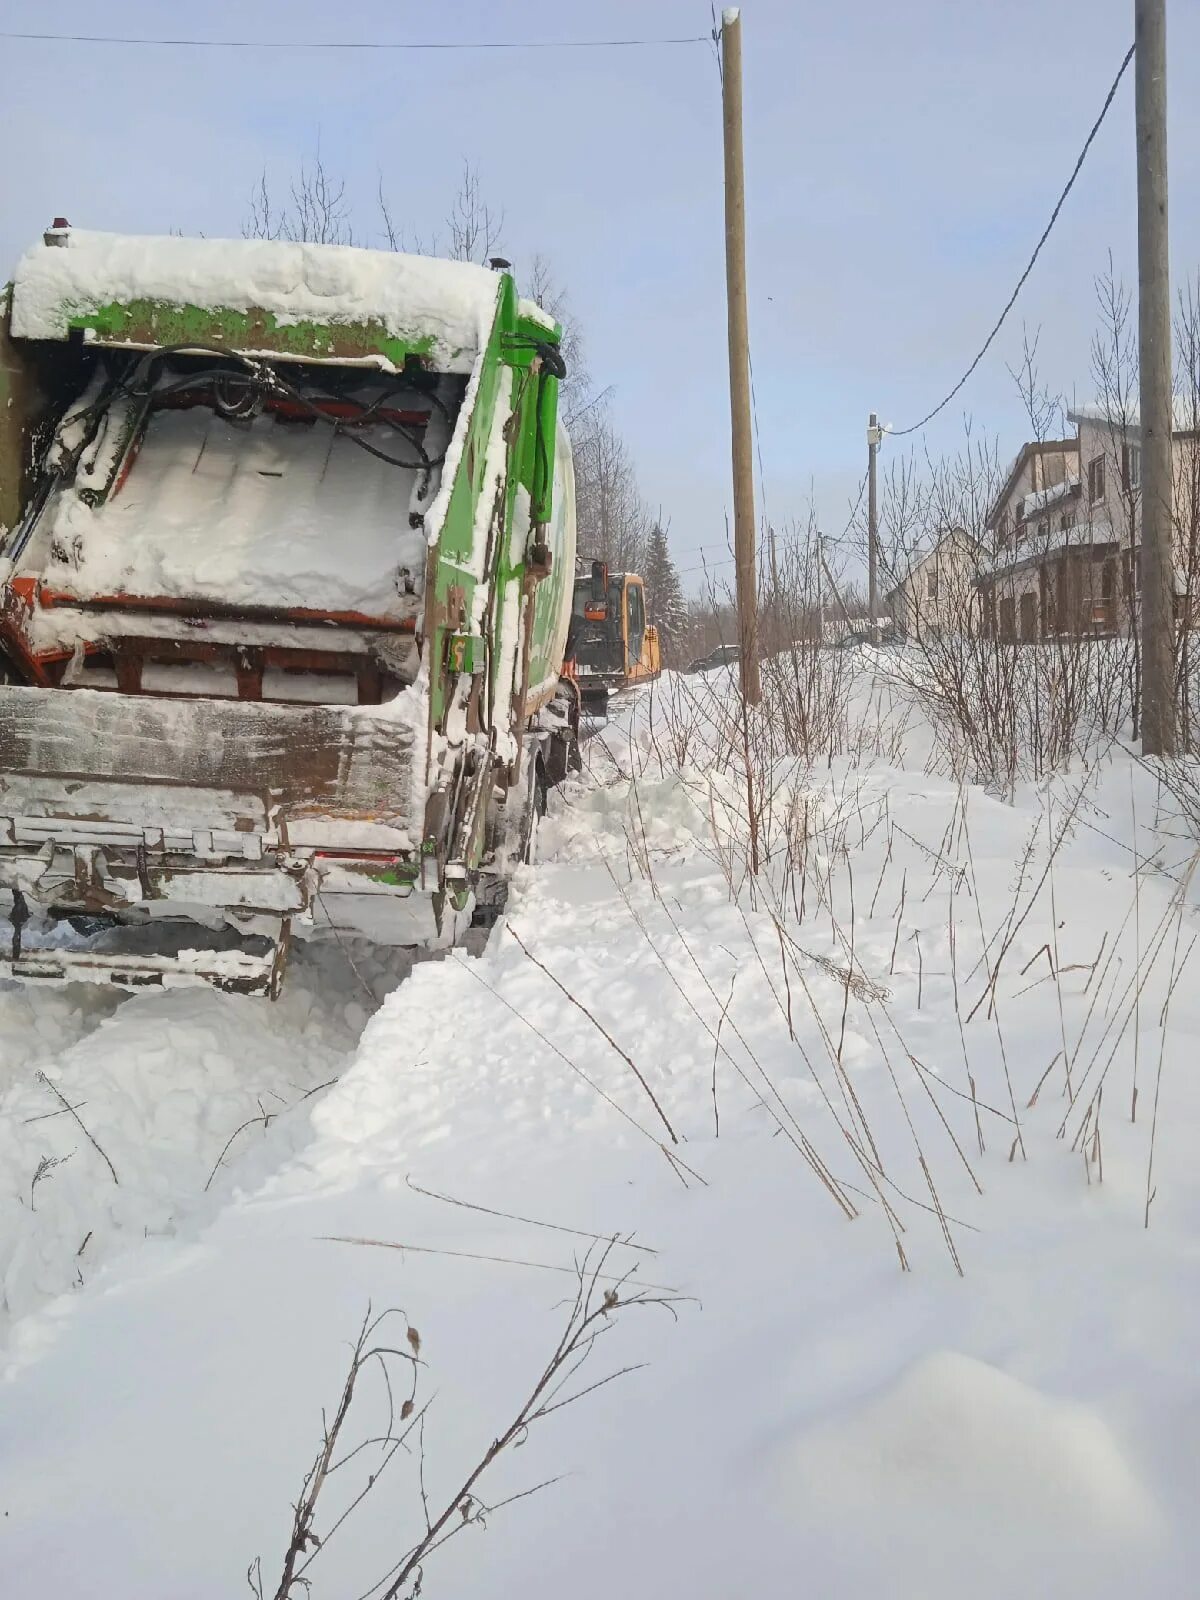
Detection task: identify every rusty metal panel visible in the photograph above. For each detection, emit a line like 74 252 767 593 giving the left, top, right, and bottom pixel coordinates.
0 685 416 826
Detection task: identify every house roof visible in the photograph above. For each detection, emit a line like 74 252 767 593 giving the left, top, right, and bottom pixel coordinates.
986 439 1078 532
881 525 977 603
980 520 1119 580
1069 400 1200 434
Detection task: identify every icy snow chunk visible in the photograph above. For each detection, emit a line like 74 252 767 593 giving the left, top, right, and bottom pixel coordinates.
781 1350 1160 1555
516 296 557 331
10 231 502 375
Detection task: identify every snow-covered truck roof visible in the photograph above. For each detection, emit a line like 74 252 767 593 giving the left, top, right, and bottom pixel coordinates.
9 229 503 373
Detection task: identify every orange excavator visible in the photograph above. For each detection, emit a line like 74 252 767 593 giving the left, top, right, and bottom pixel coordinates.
563 559 661 718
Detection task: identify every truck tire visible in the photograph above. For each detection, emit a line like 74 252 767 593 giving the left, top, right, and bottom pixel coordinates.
524 757 548 865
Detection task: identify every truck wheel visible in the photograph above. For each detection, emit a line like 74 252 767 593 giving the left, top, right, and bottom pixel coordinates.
545 725 580 785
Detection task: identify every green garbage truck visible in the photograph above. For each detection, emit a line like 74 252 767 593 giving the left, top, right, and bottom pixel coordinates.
0 223 580 995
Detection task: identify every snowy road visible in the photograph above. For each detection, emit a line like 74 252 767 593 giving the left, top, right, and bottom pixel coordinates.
2 678 1198 1598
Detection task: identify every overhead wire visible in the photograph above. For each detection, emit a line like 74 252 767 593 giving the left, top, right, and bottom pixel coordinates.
707 4 724 85
677 468 868 579
833 472 869 544
678 553 735 577
0 29 709 51
889 40 1136 437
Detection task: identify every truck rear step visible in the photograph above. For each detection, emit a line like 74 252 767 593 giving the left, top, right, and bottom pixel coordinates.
1 922 288 997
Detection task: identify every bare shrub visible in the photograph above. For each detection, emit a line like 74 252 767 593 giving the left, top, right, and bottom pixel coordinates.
875 419 1134 793
245 156 355 247
252 1247 679 1599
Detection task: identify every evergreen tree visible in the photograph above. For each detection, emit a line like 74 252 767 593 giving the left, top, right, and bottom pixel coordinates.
641 522 687 660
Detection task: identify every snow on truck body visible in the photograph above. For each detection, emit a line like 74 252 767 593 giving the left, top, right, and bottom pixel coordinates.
0 227 578 994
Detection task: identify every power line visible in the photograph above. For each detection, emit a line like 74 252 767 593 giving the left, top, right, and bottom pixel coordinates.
890 40 1135 438
679 469 867 578
835 473 868 543
0 28 708 52
678 552 735 577
707 5 724 86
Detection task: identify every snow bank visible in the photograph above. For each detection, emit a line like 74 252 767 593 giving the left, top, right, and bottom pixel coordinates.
11 231 502 374
781 1351 1161 1586
0 942 397 1343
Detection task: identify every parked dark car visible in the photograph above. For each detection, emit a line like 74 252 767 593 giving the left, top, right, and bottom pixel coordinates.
836 626 897 649
686 644 741 674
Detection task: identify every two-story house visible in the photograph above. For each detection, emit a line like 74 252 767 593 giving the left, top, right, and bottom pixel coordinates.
978 439 1085 641
882 526 981 640
1070 400 1200 631
980 405 1200 642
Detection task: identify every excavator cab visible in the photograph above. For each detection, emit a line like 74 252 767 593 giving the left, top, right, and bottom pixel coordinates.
565 563 661 717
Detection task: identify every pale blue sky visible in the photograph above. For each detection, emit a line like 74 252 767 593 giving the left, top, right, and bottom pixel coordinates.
3 1 1198 585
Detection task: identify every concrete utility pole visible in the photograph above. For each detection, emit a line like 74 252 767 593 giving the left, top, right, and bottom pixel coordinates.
719 7 761 704
868 413 882 637
1136 0 1176 756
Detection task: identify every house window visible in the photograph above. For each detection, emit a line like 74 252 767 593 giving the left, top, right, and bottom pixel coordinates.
1088 455 1106 504
1037 519 1049 540
1060 512 1075 532
1101 561 1116 600
1122 443 1142 491
926 568 939 602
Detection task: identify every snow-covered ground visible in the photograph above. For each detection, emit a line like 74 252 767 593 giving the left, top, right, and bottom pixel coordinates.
0 943 403 1342
2 666 1198 1598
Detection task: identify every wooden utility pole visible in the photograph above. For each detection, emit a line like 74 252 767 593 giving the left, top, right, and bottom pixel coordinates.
868 413 881 636
1136 0 1176 756
720 7 761 704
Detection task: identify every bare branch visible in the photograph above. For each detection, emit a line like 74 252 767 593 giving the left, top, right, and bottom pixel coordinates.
37 1071 118 1185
